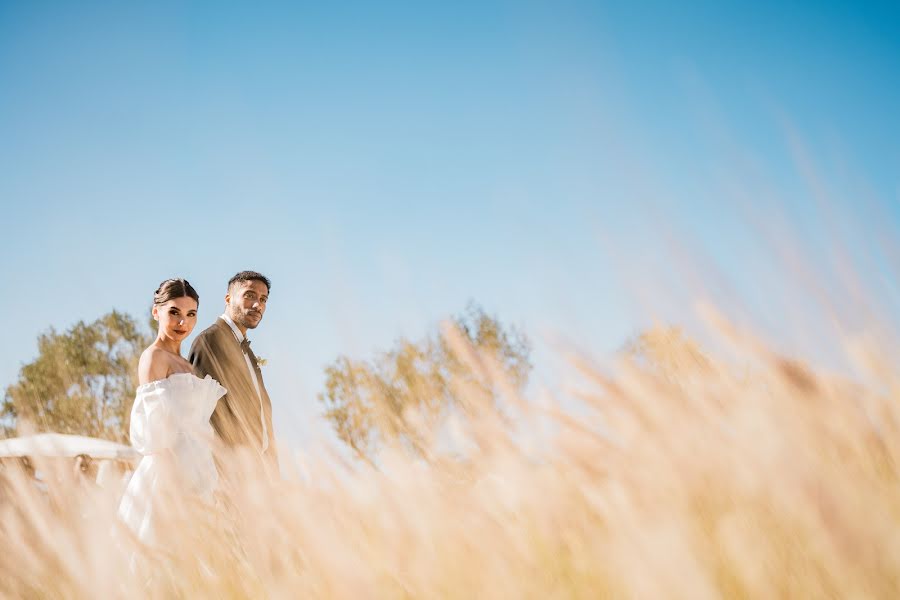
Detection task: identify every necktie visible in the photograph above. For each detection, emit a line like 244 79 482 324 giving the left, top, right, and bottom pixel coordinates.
240 338 251 353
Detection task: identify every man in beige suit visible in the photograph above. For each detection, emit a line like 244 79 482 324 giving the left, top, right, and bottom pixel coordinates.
190 271 278 473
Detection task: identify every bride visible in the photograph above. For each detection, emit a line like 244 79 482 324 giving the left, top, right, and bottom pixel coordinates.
118 278 226 545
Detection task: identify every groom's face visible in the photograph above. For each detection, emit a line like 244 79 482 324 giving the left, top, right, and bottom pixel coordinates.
226 280 269 331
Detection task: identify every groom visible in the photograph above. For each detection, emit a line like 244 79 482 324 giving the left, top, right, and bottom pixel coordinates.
190 270 278 473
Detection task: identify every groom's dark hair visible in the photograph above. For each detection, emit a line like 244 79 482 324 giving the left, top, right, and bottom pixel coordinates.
228 270 271 293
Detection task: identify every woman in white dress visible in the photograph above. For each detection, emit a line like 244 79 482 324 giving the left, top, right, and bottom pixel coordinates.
117 278 226 546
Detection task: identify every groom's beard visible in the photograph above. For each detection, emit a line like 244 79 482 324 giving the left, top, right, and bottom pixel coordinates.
231 309 263 330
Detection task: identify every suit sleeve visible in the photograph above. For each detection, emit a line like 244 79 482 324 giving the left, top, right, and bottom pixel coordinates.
190 333 237 445
189 333 215 380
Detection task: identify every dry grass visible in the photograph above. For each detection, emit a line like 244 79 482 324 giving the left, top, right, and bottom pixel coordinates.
2 305 899 599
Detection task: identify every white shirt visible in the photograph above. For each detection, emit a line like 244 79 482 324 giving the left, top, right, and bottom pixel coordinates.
219 314 269 452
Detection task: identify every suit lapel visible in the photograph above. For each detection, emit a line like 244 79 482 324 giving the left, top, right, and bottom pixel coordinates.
244 344 270 403
214 318 272 443
217 318 268 401
211 319 255 399
245 344 261 382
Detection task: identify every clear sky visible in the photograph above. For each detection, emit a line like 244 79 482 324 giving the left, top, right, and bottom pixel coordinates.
1 1 898 447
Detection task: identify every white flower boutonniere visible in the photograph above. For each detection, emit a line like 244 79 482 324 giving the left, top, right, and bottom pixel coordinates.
255 356 268 368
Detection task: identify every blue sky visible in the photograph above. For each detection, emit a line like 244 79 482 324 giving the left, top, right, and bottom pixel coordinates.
1 1 898 446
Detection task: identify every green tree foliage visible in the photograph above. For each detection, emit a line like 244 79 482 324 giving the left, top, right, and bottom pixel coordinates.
1 311 151 441
319 304 531 460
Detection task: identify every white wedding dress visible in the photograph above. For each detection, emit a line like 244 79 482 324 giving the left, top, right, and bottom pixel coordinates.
117 372 226 545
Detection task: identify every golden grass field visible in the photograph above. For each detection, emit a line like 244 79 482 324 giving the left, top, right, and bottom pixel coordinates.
2 299 899 598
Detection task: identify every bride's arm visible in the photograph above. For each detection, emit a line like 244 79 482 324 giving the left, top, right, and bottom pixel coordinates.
130 347 177 455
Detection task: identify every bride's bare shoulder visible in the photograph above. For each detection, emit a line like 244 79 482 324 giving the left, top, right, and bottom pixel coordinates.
138 346 171 385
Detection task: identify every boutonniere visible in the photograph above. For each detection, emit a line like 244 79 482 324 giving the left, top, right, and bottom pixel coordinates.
255 356 268 367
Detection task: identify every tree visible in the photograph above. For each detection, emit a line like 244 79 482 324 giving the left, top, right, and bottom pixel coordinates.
319 304 531 460
1 311 151 441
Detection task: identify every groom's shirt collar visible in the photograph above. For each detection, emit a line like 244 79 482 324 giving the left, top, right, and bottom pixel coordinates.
219 313 245 343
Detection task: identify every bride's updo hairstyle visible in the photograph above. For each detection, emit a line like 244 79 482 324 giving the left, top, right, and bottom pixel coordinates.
153 278 200 306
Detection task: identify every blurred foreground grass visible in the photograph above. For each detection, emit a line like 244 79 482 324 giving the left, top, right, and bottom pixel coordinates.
1 305 899 599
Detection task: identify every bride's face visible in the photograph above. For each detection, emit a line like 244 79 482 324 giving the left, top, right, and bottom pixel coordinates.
153 297 198 342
